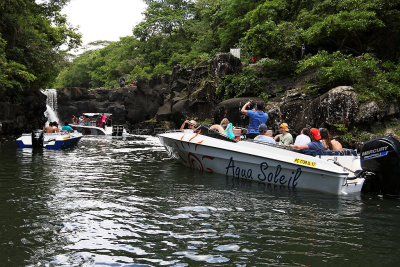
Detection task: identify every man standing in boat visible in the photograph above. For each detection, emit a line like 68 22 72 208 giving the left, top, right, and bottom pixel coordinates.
241 101 269 139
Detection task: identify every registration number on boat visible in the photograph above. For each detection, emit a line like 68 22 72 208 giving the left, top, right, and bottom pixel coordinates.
293 158 317 167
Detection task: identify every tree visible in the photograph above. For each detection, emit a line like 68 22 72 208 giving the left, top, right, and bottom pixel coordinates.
0 0 81 93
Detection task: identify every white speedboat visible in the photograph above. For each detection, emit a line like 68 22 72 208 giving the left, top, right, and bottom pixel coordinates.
16 130 82 150
158 126 400 195
69 113 126 136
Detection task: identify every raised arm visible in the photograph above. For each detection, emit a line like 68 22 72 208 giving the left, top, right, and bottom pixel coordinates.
180 120 189 132
241 101 251 115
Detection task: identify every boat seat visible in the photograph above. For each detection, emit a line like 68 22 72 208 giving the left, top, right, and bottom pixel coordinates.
194 125 237 143
320 149 357 156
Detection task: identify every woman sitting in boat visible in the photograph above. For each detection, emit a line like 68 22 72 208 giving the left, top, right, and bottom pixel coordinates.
290 128 325 156
210 118 235 139
180 120 197 133
320 128 343 150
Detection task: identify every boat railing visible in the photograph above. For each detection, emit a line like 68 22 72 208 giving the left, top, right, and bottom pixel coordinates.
250 139 298 151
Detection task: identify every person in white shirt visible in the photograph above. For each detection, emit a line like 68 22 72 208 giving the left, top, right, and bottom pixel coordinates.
294 128 311 145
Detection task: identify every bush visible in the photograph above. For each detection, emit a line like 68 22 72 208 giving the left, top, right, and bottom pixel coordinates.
297 51 400 101
216 68 267 99
256 57 296 78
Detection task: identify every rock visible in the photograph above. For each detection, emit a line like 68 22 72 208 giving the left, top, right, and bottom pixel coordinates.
214 97 265 128
156 101 172 121
210 53 242 78
355 101 380 124
263 86 359 135
308 86 358 128
0 89 46 135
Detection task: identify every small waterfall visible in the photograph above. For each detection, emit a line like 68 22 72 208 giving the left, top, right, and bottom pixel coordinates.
42 89 60 126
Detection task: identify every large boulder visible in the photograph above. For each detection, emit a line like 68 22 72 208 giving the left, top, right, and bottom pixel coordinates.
0 89 46 134
210 53 242 78
124 76 168 124
264 86 359 135
308 86 358 128
214 97 265 128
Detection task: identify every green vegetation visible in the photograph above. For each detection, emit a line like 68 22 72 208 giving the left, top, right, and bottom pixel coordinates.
0 0 81 101
53 0 400 103
2 0 400 104
297 51 400 101
216 67 267 99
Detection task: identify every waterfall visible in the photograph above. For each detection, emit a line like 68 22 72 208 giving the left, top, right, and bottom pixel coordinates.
42 89 60 126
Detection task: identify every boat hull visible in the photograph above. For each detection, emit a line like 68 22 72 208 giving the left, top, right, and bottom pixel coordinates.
69 124 126 136
158 132 364 195
16 133 82 150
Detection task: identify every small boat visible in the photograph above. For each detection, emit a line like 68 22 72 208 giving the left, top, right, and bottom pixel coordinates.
69 113 126 136
158 125 400 195
16 130 82 150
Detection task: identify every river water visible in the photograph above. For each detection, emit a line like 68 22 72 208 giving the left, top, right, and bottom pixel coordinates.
1 135 400 266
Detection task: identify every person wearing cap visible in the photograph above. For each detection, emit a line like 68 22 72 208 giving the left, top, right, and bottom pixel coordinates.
180 119 197 133
254 124 276 144
274 123 293 145
241 101 269 139
291 128 326 156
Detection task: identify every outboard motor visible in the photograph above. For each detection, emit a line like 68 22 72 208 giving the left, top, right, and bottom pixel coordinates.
31 130 44 150
360 136 400 195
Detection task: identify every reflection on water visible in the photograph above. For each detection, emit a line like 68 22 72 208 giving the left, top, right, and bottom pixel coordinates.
1 135 400 265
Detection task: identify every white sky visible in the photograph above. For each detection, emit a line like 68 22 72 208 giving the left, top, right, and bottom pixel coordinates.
62 0 147 46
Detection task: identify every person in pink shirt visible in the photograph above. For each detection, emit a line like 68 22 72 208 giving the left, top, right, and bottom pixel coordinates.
100 114 107 128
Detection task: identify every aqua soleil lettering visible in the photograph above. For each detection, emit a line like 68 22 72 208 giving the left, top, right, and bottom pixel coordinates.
225 157 302 188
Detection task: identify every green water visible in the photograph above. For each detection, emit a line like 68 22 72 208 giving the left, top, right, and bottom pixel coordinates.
0 135 400 266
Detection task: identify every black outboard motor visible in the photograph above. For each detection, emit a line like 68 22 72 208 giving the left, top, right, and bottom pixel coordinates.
31 130 44 150
360 136 400 195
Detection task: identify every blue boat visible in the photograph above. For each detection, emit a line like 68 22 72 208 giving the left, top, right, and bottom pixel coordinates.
16 130 82 150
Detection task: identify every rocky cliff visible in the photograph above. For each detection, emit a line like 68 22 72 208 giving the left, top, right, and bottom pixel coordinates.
0 89 46 135
2 53 399 143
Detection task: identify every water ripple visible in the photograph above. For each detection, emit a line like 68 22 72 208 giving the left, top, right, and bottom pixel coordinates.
1 135 400 265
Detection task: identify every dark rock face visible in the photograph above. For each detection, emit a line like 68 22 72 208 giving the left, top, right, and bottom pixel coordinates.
0 89 46 135
155 64 216 127
213 97 265 128
7 52 398 137
57 87 130 124
265 86 359 135
210 53 242 78
308 86 358 128
56 76 169 128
